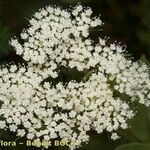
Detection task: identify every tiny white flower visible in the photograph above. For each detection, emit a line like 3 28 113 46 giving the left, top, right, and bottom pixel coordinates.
111 133 120 140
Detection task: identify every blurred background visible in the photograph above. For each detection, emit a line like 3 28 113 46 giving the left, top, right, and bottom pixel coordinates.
0 0 150 150
0 0 150 65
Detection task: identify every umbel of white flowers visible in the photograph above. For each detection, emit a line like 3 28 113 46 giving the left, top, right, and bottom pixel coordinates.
0 4 150 149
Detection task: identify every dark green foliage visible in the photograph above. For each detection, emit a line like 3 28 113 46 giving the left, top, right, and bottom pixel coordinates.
138 0 150 59
0 1 11 64
128 105 150 142
115 143 150 150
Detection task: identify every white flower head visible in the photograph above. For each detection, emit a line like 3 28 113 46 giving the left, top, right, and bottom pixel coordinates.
0 4 150 150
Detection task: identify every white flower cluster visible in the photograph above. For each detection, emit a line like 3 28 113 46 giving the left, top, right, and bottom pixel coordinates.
10 5 102 78
0 67 133 148
95 39 150 106
0 4 150 149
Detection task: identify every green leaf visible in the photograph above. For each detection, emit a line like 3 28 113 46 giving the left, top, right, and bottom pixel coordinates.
78 131 127 150
128 104 150 142
115 143 150 150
